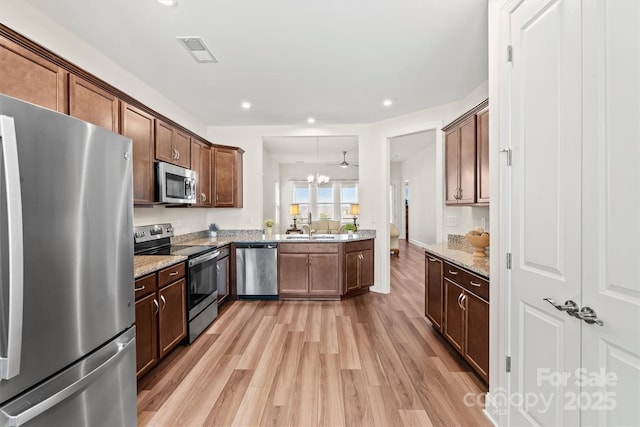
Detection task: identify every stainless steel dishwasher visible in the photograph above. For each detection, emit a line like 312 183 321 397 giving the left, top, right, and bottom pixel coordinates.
235 243 278 298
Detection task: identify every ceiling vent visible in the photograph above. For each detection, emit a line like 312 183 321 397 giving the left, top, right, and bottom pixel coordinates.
176 37 218 63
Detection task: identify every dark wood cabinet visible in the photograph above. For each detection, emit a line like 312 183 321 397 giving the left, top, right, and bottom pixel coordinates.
476 108 490 204
121 103 155 204
158 278 187 358
134 274 158 378
134 263 186 379
69 75 119 132
440 260 489 383
443 99 489 205
0 36 67 113
278 243 341 298
425 254 444 331
344 240 374 296
155 119 191 169
190 139 212 207
216 247 230 304
213 147 243 208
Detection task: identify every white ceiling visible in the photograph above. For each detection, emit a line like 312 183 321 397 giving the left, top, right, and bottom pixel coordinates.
24 0 488 127
263 136 358 165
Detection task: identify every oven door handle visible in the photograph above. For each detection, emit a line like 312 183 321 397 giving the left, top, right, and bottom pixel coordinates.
189 251 220 267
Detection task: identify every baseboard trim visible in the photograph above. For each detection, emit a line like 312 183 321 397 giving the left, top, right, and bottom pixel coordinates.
483 392 501 426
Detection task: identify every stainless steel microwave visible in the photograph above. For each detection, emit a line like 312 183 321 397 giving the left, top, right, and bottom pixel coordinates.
156 161 197 204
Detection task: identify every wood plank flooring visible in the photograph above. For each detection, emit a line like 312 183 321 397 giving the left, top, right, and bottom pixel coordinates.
137 240 490 426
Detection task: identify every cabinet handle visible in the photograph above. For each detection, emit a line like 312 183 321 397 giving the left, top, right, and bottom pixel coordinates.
461 294 467 310
469 281 481 287
457 293 464 309
160 295 166 310
428 257 438 262
201 193 206 202
169 271 179 276
448 270 459 275
153 299 159 315
176 149 180 160
134 285 145 291
217 265 220 273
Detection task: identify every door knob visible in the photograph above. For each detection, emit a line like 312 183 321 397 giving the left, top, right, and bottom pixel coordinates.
573 307 604 326
543 298 579 313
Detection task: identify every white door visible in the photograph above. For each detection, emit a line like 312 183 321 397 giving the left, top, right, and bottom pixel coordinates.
506 0 583 425
580 1 640 425
506 0 640 426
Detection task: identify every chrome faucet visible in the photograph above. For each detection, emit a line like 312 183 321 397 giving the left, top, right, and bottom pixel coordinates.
308 212 314 238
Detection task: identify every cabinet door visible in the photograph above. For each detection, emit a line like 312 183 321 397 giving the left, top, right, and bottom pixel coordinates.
68 75 119 132
173 130 191 169
278 253 309 295
191 139 211 207
464 291 489 382
344 252 361 293
444 127 460 204
158 279 187 358
0 37 67 113
458 115 477 204
217 256 229 303
443 280 464 353
360 249 374 288
308 253 339 296
213 147 238 207
476 109 490 204
122 103 155 204
135 292 158 378
425 255 444 331
155 119 175 164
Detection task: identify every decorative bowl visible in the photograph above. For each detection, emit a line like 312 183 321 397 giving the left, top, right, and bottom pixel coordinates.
466 233 490 257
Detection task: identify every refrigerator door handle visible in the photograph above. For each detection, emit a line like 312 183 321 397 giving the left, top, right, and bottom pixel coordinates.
0 115 24 380
0 335 135 426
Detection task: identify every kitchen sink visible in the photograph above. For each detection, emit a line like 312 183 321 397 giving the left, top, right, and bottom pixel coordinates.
285 234 337 240
285 235 310 240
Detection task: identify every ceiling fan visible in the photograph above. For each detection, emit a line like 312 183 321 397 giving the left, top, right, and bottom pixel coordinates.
330 151 359 168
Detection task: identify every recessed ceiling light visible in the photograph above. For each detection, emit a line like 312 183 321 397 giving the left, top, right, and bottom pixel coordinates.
176 37 218 63
383 99 393 107
241 101 251 109
157 0 177 6
307 117 316 124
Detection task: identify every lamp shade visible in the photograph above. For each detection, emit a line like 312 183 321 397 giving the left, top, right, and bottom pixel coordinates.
289 203 300 215
349 203 360 216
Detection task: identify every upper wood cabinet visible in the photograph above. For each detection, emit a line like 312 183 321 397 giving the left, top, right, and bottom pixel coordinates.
121 103 155 204
443 99 489 205
476 108 490 204
190 138 212 207
213 146 243 208
155 120 191 169
69 75 119 132
0 36 67 113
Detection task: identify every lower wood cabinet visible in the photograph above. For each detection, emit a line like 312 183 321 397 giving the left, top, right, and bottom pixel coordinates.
344 240 374 296
425 254 444 331
426 252 489 383
278 243 340 298
134 263 187 379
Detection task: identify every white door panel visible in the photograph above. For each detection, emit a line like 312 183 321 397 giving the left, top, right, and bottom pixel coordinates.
507 0 582 425
581 1 640 425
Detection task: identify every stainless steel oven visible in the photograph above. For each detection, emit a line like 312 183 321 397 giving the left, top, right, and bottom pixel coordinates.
187 249 219 343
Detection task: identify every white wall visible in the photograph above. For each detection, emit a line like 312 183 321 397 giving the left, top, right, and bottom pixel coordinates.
400 142 437 246
262 147 279 227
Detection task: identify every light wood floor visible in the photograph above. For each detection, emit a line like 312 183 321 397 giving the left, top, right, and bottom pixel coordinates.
137 240 490 426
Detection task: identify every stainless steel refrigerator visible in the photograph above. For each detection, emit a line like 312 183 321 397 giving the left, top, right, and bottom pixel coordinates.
0 94 136 426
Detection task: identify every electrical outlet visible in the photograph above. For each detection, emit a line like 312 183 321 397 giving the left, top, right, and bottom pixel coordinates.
447 216 458 227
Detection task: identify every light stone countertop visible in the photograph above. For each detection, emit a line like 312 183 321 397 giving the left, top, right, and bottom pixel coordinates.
134 255 187 279
424 242 489 279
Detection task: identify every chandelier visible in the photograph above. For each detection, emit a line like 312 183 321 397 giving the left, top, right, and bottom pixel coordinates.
307 174 330 185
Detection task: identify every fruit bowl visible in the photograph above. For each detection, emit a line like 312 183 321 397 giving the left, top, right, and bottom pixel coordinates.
466 232 490 257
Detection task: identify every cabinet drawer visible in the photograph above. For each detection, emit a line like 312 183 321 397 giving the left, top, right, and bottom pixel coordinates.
444 262 489 301
345 239 373 253
134 273 156 299
157 262 186 288
278 243 339 254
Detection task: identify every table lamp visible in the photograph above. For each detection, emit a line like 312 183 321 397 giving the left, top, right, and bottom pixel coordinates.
290 203 300 229
349 203 359 231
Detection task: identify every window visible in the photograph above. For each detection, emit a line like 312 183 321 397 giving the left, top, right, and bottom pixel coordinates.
340 182 358 219
292 182 310 222
317 185 333 219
